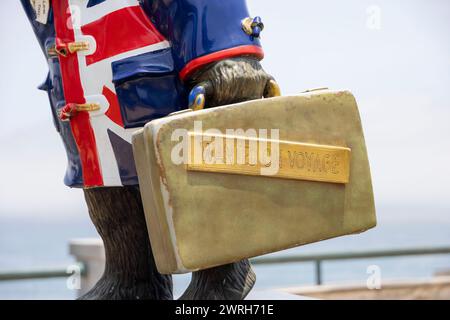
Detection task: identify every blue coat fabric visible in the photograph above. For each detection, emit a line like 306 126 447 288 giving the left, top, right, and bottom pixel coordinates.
21 0 263 188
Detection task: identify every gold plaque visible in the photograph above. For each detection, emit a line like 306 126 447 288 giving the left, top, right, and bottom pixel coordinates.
186 133 351 184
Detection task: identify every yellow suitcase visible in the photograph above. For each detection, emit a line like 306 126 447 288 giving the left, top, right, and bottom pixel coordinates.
132 89 376 274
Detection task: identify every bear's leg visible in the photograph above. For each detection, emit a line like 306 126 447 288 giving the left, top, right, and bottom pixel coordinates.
79 186 173 300
179 260 256 300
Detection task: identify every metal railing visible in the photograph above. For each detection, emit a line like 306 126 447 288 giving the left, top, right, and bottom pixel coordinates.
0 247 449 285
0 263 85 282
251 246 450 285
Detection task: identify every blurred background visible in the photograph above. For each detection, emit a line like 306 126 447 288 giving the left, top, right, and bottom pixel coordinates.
0 0 449 299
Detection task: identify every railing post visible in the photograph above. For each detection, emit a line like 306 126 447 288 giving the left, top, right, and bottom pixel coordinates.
69 238 105 298
315 260 322 285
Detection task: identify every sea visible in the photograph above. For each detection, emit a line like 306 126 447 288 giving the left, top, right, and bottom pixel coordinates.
0 204 449 300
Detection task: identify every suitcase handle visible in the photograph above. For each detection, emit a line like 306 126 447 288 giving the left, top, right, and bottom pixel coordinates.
188 79 281 111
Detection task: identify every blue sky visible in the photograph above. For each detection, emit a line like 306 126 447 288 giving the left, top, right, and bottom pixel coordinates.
0 0 449 219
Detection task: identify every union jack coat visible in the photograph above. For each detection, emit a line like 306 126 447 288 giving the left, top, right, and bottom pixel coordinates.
21 0 264 188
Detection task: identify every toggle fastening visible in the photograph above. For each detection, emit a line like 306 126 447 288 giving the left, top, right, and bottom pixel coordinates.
58 103 101 121
241 16 264 38
49 41 90 57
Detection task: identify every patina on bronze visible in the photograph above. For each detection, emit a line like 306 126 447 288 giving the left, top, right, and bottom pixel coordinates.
132 89 376 275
